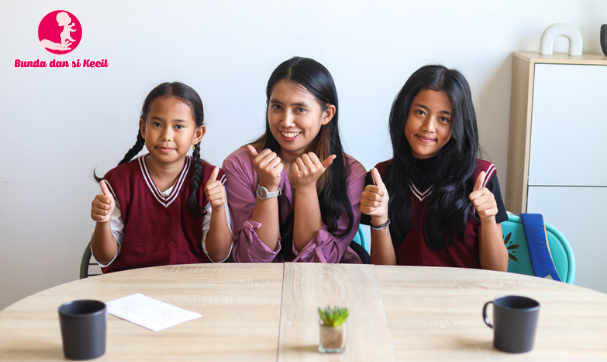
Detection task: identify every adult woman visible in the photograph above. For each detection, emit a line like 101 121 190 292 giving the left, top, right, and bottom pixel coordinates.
223 57 366 263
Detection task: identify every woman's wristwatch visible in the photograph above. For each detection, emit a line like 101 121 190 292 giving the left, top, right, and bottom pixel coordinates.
256 185 282 200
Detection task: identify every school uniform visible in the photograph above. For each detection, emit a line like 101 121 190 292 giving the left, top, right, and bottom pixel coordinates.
365 157 508 268
97 154 229 273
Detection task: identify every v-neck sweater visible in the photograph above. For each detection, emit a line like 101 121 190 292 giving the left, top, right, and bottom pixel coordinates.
101 154 224 273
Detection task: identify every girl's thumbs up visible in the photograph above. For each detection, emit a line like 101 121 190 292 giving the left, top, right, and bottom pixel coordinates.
469 171 498 220
360 168 389 218
100 180 112 197
371 168 385 188
205 167 226 210
91 180 115 223
208 167 219 183
474 171 486 191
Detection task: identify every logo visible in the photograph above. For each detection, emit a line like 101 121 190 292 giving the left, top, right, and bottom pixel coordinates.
14 9 108 69
38 10 82 54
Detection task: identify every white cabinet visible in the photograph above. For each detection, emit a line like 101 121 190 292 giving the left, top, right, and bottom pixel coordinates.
507 52 607 293
527 187 607 291
529 64 607 186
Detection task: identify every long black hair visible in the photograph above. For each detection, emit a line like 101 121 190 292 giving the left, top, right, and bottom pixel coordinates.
251 57 354 259
95 82 207 217
383 65 479 249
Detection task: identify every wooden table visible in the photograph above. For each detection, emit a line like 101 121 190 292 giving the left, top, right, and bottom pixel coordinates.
0 264 284 361
1 264 606 361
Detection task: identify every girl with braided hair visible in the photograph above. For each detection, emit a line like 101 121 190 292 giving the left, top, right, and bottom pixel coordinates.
90 82 232 273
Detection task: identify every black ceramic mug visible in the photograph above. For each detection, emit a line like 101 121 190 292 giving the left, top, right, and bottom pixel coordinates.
58 300 107 360
482 295 540 353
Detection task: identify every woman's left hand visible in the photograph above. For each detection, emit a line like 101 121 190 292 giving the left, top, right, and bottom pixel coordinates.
292 152 336 189
469 171 498 220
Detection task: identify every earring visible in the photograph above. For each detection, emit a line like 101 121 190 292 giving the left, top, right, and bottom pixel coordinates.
192 145 196 150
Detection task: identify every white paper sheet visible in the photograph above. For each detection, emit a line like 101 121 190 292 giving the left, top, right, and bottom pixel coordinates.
106 293 202 332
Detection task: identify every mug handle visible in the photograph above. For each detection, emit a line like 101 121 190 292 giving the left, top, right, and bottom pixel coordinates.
482 301 494 329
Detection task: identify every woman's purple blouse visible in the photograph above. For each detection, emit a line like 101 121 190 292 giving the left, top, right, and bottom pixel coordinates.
222 146 366 263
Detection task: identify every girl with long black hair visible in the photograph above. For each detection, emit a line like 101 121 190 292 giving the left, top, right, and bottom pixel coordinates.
90 82 233 272
360 65 508 270
223 57 366 263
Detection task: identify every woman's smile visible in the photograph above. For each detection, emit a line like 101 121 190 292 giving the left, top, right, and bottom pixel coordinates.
280 131 301 140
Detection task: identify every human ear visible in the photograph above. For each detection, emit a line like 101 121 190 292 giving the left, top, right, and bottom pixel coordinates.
139 118 147 140
321 104 336 125
192 125 206 145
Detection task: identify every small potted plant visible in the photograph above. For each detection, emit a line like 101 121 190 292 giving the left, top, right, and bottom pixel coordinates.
318 306 348 353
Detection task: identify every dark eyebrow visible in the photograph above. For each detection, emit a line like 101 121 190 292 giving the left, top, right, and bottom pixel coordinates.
269 98 309 107
413 103 452 115
150 116 188 123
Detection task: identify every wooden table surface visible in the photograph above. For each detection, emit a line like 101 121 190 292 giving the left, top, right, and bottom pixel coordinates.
1 263 606 361
376 266 607 361
0 264 284 361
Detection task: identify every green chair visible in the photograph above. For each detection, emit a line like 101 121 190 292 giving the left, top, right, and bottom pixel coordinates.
502 214 576 284
352 225 370 254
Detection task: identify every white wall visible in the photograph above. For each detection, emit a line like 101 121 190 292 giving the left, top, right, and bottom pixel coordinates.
1 0 605 310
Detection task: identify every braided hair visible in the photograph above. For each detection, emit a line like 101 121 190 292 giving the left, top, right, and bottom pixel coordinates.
95 82 206 217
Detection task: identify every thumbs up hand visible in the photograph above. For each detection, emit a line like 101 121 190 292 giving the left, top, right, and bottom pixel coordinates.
91 180 116 223
360 168 390 222
292 152 336 190
247 145 282 191
469 171 498 220
204 167 226 210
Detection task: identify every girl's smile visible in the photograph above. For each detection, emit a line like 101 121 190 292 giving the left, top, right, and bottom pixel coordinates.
415 135 436 143
405 89 452 159
157 147 176 152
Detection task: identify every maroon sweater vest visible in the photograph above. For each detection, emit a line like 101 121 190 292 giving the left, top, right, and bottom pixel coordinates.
101 154 224 273
376 159 496 268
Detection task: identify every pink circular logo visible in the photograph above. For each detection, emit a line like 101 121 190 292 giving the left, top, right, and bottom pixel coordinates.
38 10 82 54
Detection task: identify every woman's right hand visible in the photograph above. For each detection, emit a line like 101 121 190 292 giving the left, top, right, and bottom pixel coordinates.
360 168 389 222
91 180 115 223
247 145 283 191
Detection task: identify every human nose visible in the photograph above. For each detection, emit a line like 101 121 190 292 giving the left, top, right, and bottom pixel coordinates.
161 126 173 141
281 110 296 128
422 115 437 133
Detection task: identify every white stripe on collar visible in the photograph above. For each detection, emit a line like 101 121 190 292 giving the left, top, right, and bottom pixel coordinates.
138 154 191 208
483 164 496 188
409 182 432 202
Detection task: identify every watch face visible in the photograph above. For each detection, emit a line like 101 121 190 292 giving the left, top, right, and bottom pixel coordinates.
257 186 268 200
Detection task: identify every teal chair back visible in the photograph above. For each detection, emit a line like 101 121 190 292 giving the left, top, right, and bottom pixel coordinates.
502 214 576 284
352 225 370 254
